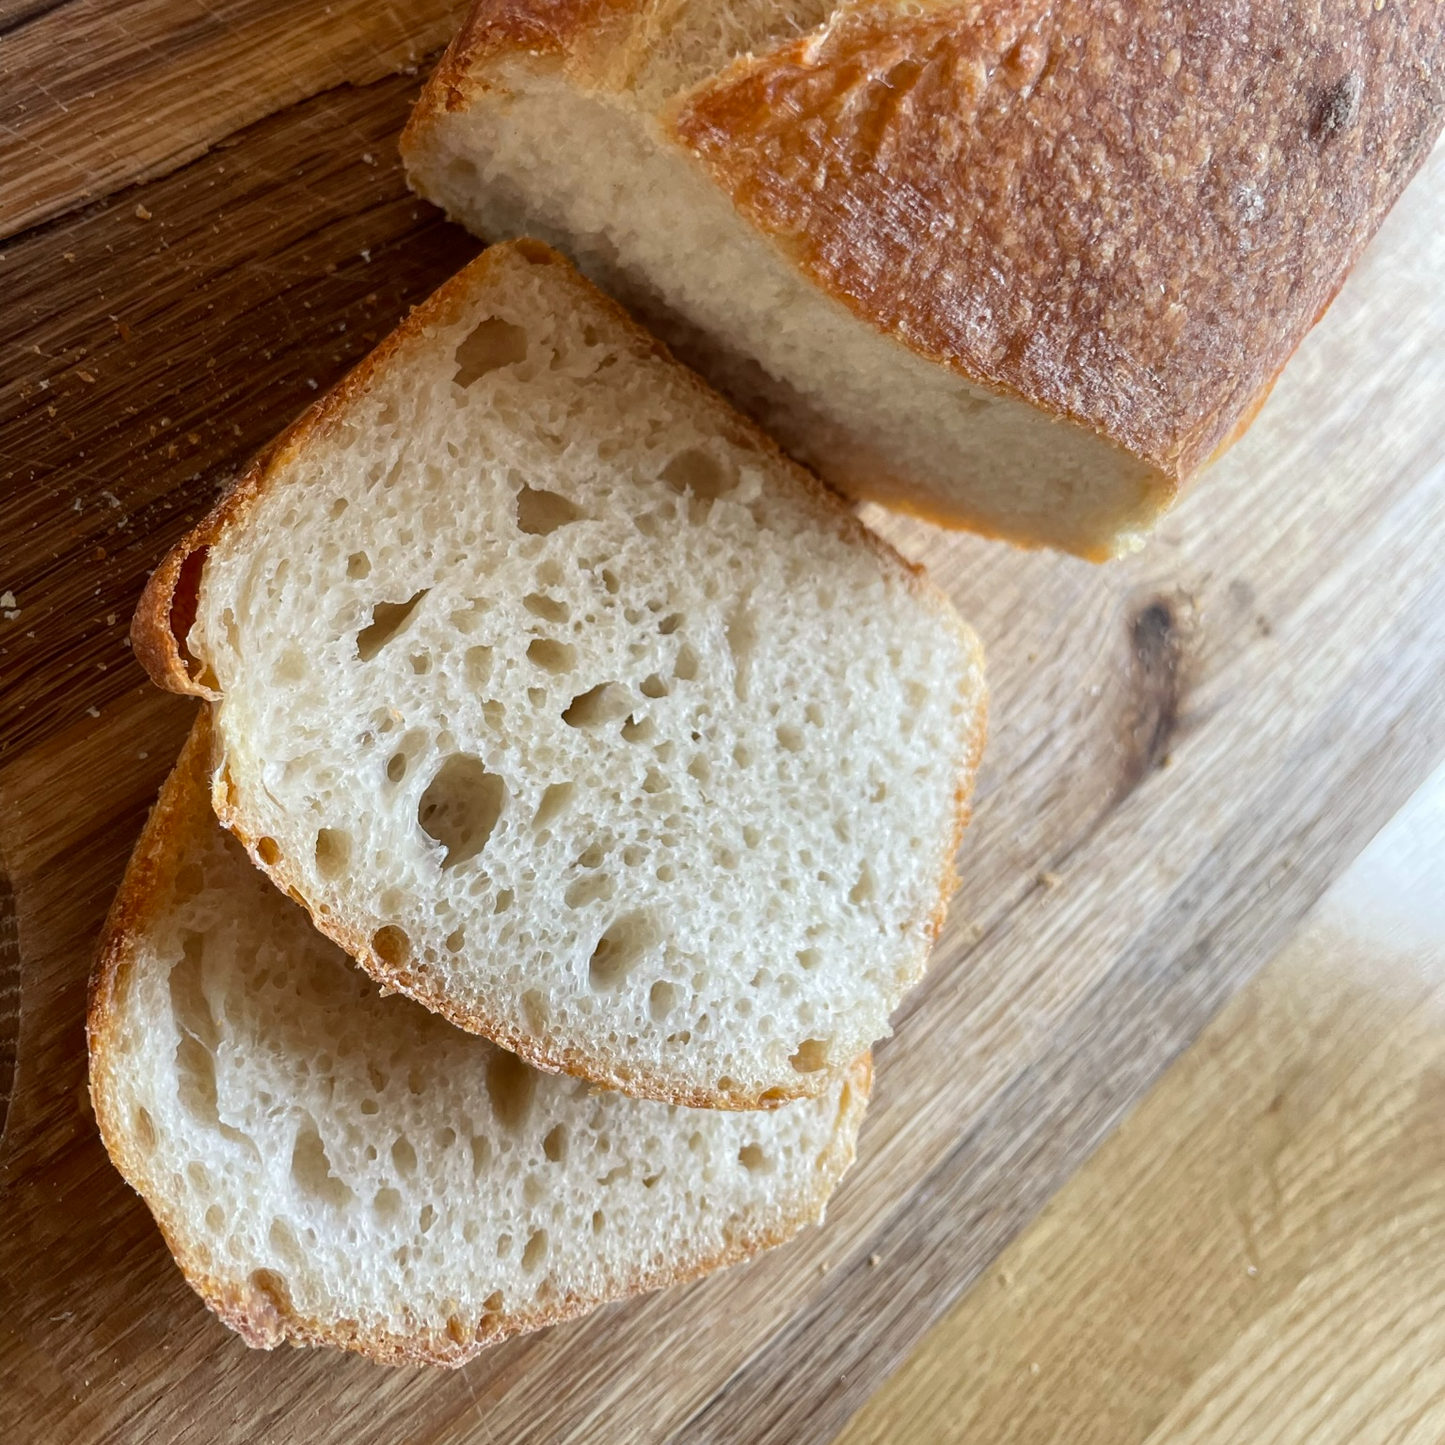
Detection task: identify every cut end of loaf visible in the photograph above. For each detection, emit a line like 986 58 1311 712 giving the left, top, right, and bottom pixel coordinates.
405 0 1445 559
403 52 1175 560
88 718 870 1365
140 239 984 1108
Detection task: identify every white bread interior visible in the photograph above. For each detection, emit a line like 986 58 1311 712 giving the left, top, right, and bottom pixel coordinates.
175 243 985 1108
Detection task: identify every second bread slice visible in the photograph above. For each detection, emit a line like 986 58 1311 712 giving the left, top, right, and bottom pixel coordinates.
133 240 986 1109
90 717 868 1365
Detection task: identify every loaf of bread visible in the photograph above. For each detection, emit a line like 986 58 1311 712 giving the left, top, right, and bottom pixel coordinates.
88 718 870 1365
132 240 986 1110
401 0 1445 559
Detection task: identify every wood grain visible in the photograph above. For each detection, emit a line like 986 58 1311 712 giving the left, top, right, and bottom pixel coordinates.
835 764 1445 1445
0 0 468 239
0 14 1443 1444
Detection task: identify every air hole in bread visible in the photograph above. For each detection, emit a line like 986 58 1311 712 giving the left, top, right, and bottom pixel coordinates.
789 1038 830 1074
566 872 616 909
494 889 514 914
738 1144 771 1173
563 682 630 728
470 1135 492 1177
454 317 528 386
797 947 822 971
418 755 506 868
256 836 281 866
314 827 351 878
522 1229 549 1273
640 673 669 699
410 651 432 675
649 979 676 1021
372 925 411 967
170 933 239 1140
516 484 583 535
727 605 757 702
486 1049 536 1131
446 1314 469 1345
271 647 307 685
523 592 570 623
445 156 479 189
527 686 547 707
642 767 668 795
346 551 371 580
464 645 494 688
621 715 654 744
661 448 734 502
687 755 711 786
588 913 655 992
357 590 428 660
776 725 804 753
249 1268 291 1314
290 1123 353 1208
673 644 699 682
658 612 683 635
527 637 577 674
743 825 762 849
391 1136 418 1179
591 1209 605 1234
533 781 575 830
133 1106 157 1155
849 864 875 905
419 1204 437 1234
806 702 825 727
483 1290 504 1313
543 1125 568 1163
522 988 550 1032
205 1203 224 1231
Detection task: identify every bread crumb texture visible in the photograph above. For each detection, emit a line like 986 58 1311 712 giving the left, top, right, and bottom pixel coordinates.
90 726 868 1364
186 244 984 1105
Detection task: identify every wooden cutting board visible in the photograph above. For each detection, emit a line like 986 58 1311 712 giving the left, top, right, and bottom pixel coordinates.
1 7 1443 1441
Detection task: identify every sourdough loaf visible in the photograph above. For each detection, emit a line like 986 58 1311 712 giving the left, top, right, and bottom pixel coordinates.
88 718 870 1365
132 240 986 1109
401 0 1445 558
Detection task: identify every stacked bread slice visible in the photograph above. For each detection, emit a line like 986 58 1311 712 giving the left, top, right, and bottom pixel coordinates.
92 240 986 1363
90 716 870 1364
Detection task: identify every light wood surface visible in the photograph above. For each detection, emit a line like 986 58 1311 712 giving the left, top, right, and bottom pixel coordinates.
838 761 1445 1445
1 7 1443 1442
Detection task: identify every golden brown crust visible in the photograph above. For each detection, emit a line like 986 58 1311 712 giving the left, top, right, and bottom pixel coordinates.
131 237 984 1110
88 715 872 1366
670 0 1445 483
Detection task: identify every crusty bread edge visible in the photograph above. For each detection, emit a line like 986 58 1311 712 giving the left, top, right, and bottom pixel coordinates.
130 236 985 1109
88 714 873 1367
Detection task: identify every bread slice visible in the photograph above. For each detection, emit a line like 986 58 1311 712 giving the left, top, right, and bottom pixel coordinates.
401 0 1445 559
131 240 985 1110
88 717 870 1366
